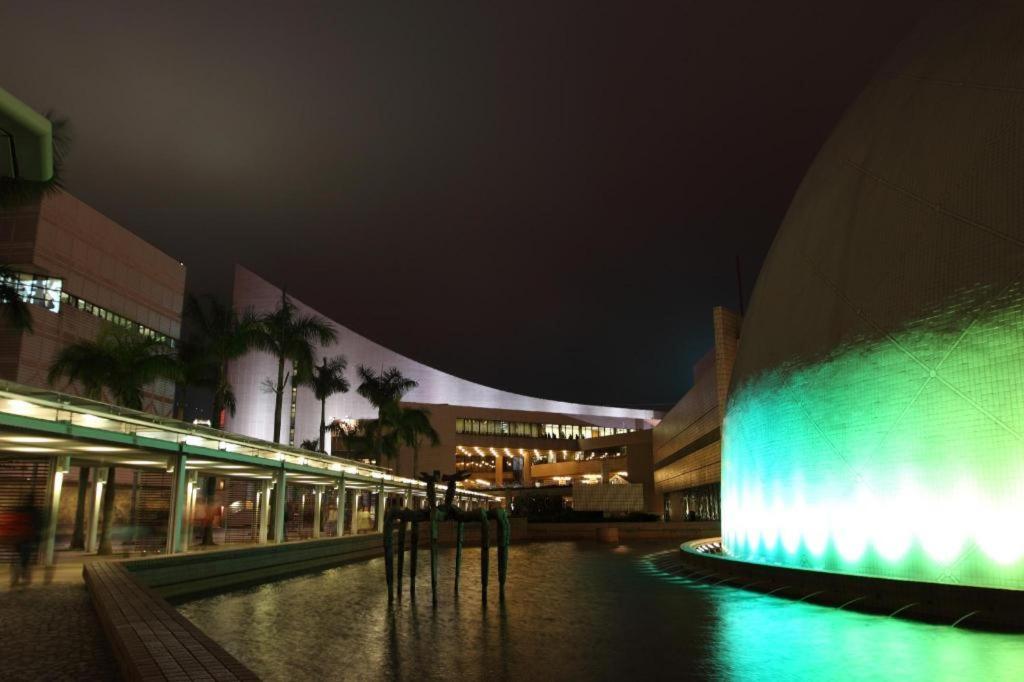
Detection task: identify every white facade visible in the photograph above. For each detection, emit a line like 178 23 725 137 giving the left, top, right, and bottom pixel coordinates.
225 265 658 449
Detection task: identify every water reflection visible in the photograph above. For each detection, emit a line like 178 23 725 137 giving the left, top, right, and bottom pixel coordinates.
179 543 1024 681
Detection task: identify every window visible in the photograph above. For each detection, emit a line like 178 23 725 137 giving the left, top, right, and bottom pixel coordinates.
456 417 636 441
0 271 63 312
60 291 177 347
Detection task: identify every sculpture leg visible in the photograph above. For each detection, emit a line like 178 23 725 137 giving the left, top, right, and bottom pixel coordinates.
383 510 395 602
396 513 406 599
410 520 419 601
430 508 439 607
496 509 508 601
454 520 464 597
480 508 490 605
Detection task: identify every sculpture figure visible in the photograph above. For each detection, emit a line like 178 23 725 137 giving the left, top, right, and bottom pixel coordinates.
383 470 510 605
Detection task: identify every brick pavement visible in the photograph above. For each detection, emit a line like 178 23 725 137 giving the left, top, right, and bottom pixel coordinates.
0 582 117 680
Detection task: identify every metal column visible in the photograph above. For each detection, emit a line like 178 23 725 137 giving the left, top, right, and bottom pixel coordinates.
258 479 272 543
376 481 386 533
335 476 346 537
167 453 188 554
86 468 107 553
273 466 287 543
313 487 323 539
349 489 359 535
41 456 69 566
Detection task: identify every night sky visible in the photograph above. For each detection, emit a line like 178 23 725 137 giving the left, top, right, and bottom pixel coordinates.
1 1 938 409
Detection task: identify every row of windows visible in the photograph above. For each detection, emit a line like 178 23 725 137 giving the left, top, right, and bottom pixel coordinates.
0 272 63 312
0 270 177 348
457 450 624 468
455 418 631 440
60 291 177 347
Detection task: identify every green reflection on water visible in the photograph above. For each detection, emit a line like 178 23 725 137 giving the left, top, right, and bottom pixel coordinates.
180 544 1024 681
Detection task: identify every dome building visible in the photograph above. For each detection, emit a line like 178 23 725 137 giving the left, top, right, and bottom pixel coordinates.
721 1 1024 590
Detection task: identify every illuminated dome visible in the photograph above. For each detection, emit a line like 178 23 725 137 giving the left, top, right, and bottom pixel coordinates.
721 1 1024 590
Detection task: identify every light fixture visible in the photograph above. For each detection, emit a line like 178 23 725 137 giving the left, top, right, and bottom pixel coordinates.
2 436 59 444
6 400 34 415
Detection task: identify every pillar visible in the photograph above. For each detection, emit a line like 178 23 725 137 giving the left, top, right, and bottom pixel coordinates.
522 453 532 487
166 453 188 554
273 466 287 543
494 454 504 487
183 471 198 549
86 468 107 553
349 489 359 535
375 481 386 533
258 479 272 543
313 487 323 539
335 477 346 537
41 456 69 566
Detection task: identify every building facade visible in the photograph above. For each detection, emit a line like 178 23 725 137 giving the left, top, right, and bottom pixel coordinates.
721 2 1024 591
225 266 660 504
652 307 740 521
0 192 185 415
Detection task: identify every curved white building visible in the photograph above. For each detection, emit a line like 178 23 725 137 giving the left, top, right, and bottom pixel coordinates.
226 266 659 489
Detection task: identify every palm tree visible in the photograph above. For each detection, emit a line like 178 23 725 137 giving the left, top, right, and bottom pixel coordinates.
0 266 33 331
48 324 180 554
355 366 417 468
252 291 337 443
396 406 440 480
302 355 350 452
47 324 181 409
179 293 261 429
342 418 400 466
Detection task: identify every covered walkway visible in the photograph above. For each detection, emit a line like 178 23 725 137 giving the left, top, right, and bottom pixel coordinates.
0 380 494 569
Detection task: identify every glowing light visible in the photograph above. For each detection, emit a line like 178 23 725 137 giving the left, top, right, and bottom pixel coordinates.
6 400 34 415
723 307 1024 590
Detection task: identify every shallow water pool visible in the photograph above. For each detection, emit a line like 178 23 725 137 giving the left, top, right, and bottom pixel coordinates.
179 542 1024 681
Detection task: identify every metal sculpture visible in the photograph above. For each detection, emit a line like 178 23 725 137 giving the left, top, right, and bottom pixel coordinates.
383 470 510 605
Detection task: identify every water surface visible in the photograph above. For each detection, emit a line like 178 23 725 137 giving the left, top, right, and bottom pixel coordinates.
179 542 1024 681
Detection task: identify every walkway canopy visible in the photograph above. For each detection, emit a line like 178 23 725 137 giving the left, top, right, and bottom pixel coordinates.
0 380 492 562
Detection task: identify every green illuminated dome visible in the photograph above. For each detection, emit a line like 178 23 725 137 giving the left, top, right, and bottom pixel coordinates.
722 1 1024 589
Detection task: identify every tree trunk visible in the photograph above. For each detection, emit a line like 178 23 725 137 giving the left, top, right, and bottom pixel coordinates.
272 354 285 443
212 362 228 429
318 398 326 452
412 445 419 480
98 466 117 555
69 467 90 550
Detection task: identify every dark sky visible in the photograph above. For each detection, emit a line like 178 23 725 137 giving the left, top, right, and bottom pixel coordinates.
1 1 938 409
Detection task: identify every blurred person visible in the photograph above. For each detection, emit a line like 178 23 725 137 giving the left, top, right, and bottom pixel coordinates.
8 494 42 588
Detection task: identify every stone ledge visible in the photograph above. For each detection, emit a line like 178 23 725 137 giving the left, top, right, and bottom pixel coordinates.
679 538 1024 631
84 560 258 681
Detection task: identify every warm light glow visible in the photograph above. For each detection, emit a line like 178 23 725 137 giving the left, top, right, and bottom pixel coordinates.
79 414 108 428
6 399 34 415
2 436 59 444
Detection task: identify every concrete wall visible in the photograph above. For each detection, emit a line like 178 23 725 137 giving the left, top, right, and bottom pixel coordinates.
528 520 719 542
651 307 739 511
125 533 385 601
0 192 185 415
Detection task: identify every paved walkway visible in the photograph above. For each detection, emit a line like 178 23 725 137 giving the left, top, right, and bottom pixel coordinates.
0 582 117 680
